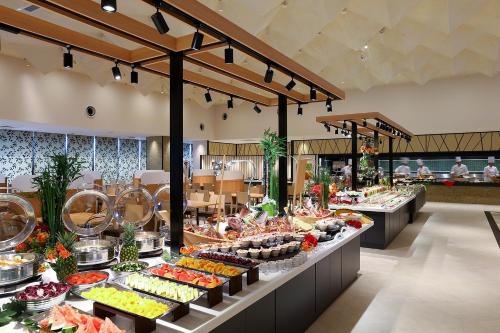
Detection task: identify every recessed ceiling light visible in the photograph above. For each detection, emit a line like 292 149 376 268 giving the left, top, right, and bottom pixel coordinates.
364 44 368 50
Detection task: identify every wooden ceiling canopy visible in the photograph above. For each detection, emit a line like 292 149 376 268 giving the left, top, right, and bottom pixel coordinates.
0 0 344 107
316 112 413 139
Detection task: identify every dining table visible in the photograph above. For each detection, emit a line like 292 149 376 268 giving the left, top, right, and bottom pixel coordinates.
187 200 215 225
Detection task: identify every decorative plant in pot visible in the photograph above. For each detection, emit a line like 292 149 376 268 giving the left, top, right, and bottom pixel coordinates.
46 231 78 281
33 154 84 247
259 128 286 205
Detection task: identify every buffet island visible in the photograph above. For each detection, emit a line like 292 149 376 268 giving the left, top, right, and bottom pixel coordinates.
328 185 426 249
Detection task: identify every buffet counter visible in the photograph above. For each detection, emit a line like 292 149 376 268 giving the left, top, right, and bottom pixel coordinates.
329 189 426 249
0 224 372 333
423 182 500 205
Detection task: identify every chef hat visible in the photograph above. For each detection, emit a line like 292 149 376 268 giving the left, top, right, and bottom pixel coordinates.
348 159 352 165
488 156 495 163
455 156 462 162
417 159 423 166
402 157 410 164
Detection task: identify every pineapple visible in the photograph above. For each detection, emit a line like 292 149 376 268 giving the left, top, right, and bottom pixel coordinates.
120 223 139 262
54 232 78 281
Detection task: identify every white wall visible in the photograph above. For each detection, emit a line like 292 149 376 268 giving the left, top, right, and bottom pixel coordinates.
0 55 215 140
191 140 208 169
214 73 500 141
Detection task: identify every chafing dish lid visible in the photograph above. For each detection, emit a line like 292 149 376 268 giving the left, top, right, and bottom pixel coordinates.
113 187 154 228
62 190 113 236
153 184 187 222
0 194 36 251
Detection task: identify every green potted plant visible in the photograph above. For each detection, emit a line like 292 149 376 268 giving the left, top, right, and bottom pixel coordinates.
259 129 286 204
33 154 84 247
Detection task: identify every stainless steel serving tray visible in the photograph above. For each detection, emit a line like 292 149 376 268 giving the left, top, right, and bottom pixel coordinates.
74 282 179 320
0 253 42 286
113 273 207 305
134 231 164 253
73 239 117 266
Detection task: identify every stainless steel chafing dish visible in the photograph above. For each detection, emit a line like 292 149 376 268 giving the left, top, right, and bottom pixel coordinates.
113 187 161 253
62 190 116 266
0 194 42 286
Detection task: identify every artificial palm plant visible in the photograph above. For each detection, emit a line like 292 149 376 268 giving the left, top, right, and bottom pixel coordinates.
259 129 286 203
33 154 84 247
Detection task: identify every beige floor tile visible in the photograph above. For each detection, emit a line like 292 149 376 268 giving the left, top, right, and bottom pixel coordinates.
307 202 500 333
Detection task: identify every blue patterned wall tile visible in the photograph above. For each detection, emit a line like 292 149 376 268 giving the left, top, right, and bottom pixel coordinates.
95 137 118 184
0 129 33 182
33 132 65 174
67 134 93 170
118 138 138 182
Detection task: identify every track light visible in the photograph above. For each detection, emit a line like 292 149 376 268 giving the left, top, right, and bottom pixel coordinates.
151 6 169 34
223 113 228 120
363 119 367 127
112 61 121 80
101 0 117 12
253 103 262 114
63 46 73 69
225 41 233 64
310 85 317 101
376 122 380 128
335 128 338 135
297 104 303 116
343 121 347 129
326 97 332 112
227 96 233 109
264 64 274 83
204 88 212 103
323 123 330 132
191 27 204 50
285 76 296 90
130 65 138 84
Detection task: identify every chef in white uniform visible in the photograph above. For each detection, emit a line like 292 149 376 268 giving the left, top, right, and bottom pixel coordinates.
450 157 469 177
341 159 352 177
395 157 411 176
483 156 498 182
416 159 431 177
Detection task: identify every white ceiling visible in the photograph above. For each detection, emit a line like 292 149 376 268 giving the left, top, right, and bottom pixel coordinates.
1 0 500 106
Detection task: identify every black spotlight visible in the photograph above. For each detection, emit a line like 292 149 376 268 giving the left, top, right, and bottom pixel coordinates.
376 122 380 128
323 123 330 132
363 119 367 127
130 65 138 84
204 89 212 103
191 27 204 50
227 96 233 109
222 112 228 120
112 61 121 80
326 97 332 112
63 46 73 69
101 0 117 12
335 128 339 135
264 64 274 83
151 7 169 34
310 85 317 101
297 104 303 115
285 76 296 90
225 41 233 64
253 103 262 114
343 121 347 129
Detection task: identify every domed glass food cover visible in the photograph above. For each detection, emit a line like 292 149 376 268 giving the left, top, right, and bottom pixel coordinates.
113 187 154 228
62 189 113 236
0 193 36 251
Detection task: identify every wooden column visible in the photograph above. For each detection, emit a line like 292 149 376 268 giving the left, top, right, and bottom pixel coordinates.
169 51 184 253
278 94 287 213
389 137 394 187
351 122 358 190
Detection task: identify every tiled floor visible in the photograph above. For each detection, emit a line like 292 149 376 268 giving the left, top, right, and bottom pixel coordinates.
307 202 500 333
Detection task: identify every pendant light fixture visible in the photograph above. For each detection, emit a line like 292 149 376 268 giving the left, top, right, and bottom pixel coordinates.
63 46 73 69
227 95 233 109
130 64 138 84
101 0 117 12
253 103 262 114
191 26 204 50
151 2 169 35
285 75 296 91
264 64 274 83
297 104 303 115
310 85 317 101
224 41 233 64
204 88 212 103
112 61 121 80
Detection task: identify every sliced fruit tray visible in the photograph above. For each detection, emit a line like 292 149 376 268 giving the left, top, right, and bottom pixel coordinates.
147 263 228 290
173 256 248 279
74 282 178 320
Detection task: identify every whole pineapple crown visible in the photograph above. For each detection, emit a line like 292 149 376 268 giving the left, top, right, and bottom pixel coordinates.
56 231 77 253
122 223 136 247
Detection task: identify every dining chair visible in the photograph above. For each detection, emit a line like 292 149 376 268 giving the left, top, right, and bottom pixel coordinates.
189 192 205 201
223 192 235 215
191 183 201 191
236 192 249 210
